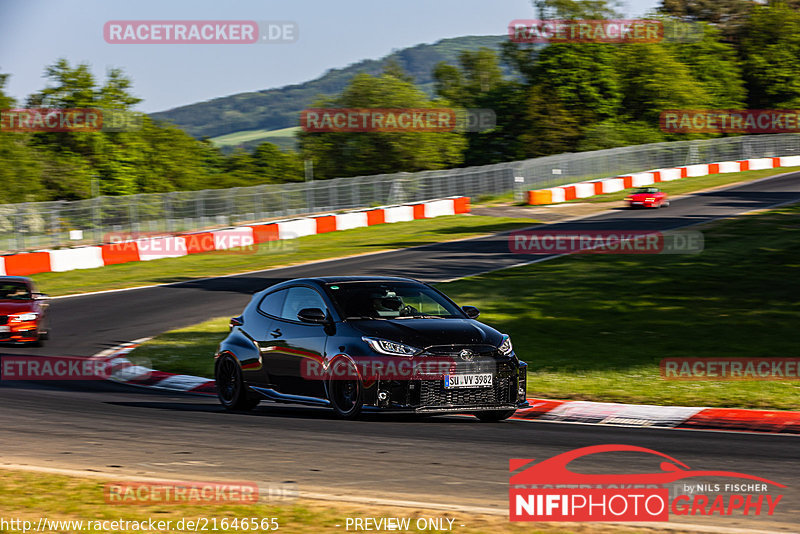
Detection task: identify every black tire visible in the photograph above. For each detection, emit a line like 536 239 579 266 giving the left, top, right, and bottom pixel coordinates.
475 409 516 422
215 355 259 411
661 200 670 208
327 361 363 419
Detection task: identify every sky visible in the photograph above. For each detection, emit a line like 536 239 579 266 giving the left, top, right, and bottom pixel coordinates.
0 0 661 113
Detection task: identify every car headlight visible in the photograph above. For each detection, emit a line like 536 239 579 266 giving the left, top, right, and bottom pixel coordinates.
498 334 513 356
11 313 38 322
362 337 421 356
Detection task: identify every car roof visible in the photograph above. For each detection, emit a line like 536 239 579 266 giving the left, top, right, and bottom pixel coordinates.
0 276 32 284
260 276 423 293
309 276 420 283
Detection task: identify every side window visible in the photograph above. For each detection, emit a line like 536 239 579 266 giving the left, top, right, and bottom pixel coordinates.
280 287 327 322
258 289 288 317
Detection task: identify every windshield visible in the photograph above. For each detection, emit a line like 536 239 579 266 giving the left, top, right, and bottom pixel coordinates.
635 188 659 194
0 282 32 300
325 281 463 319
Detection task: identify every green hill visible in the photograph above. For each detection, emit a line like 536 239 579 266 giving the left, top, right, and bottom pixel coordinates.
150 35 509 145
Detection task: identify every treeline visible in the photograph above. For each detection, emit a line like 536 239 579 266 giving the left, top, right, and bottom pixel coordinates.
2 0 800 201
0 60 305 204
302 0 800 177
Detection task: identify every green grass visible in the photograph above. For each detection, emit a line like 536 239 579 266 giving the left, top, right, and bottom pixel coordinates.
135 316 229 378
440 203 800 410
32 215 540 297
133 203 800 410
210 126 301 147
0 468 638 534
579 166 800 203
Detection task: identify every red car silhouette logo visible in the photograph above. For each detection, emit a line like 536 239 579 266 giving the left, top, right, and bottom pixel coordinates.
510 444 785 487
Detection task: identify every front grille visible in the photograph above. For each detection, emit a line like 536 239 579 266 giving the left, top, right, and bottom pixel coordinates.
419 375 513 408
0 316 7 326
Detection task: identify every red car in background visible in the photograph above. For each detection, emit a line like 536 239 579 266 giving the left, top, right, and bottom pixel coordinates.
0 276 50 345
625 187 670 208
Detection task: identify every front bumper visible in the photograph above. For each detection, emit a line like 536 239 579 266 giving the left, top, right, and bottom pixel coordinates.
362 356 528 414
0 321 39 343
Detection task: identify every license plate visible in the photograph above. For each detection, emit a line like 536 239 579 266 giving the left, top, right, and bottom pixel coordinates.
631 201 642 205
444 373 492 389
0 326 8 332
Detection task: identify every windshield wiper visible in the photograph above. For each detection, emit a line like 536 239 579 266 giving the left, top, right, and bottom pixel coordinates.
345 316 385 320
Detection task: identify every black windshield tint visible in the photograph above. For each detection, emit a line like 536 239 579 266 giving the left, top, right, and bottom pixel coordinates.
0 282 31 300
326 282 462 319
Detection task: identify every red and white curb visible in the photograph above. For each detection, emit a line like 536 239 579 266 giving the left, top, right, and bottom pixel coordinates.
97 341 800 434
0 196 470 277
527 156 800 205
92 339 216 395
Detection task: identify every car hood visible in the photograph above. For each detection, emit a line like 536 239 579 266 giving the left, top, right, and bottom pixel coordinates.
351 318 502 348
0 301 36 314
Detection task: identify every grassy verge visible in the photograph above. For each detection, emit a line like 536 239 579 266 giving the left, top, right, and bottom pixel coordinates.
0 468 647 534
32 215 540 297
134 203 800 410
578 166 800 203
135 316 229 378
441 203 800 410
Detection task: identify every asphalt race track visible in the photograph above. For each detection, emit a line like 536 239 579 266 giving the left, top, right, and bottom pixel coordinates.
2 172 800 531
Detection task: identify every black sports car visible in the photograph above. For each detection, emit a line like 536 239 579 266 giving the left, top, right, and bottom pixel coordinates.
214 276 528 420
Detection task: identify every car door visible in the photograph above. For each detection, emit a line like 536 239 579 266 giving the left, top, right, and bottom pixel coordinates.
260 285 329 398
247 287 289 387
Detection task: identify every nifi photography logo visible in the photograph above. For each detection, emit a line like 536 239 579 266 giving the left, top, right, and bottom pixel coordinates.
509 444 785 522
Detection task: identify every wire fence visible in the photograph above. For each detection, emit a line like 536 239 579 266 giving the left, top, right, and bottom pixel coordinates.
2 133 799 253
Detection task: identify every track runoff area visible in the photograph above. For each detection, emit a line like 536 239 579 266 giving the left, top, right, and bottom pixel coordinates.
2 170 800 532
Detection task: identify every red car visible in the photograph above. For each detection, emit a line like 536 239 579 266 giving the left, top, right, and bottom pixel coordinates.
625 187 670 208
0 276 50 345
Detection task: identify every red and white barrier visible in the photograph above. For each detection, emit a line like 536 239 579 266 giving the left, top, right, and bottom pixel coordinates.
98 337 800 435
48 247 105 272
0 197 470 276
631 172 655 187
528 155 795 205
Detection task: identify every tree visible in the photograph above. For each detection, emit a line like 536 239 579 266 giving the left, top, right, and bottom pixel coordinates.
658 0 755 41
667 23 746 108
739 2 800 108
518 85 582 157
298 73 466 179
529 43 623 123
616 43 709 125
532 0 622 19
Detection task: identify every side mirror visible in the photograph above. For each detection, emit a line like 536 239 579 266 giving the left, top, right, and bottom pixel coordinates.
229 316 244 330
34 293 50 300
297 307 328 324
462 305 480 319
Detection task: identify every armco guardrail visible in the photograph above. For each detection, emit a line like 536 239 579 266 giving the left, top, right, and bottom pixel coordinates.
0 197 469 276
2 134 799 253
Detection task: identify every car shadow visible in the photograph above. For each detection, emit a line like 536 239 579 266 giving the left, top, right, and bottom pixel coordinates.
104 400 485 424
